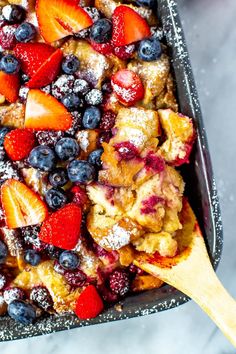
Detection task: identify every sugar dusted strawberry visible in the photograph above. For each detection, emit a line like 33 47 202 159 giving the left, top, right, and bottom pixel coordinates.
25 89 73 131
27 49 63 88
113 43 135 60
111 69 144 106
0 71 20 103
14 43 55 77
4 129 36 161
90 40 113 55
112 5 151 47
39 203 82 250
36 0 93 43
75 285 104 319
1 179 48 229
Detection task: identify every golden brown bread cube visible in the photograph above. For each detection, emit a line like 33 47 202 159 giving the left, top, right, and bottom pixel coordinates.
62 39 125 88
0 103 25 128
158 109 195 166
21 168 49 196
128 54 170 107
132 274 163 292
156 74 178 112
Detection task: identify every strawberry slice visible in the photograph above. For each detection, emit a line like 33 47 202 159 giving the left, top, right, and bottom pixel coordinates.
4 129 36 161
75 285 104 319
1 179 48 229
14 43 55 77
36 0 93 43
0 71 20 103
112 5 151 47
111 69 144 106
39 203 82 250
27 49 63 89
90 40 113 56
25 89 73 131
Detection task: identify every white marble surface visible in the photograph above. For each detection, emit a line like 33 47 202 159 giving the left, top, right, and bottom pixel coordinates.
1 0 236 352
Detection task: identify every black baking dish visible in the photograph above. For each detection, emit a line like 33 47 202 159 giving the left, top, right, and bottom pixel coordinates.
0 0 223 341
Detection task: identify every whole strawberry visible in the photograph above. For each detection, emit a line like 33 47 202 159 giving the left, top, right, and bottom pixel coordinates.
4 129 36 161
75 285 104 319
39 203 82 250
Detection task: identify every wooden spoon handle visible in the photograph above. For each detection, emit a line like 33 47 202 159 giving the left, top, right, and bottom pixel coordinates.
135 236 236 347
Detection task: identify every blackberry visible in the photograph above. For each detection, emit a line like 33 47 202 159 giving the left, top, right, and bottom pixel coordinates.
85 89 103 105
21 225 44 251
51 74 75 100
64 270 87 287
0 273 7 290
98 131 112 145
99 111 116 131
3 287 25 304
109 269 130 296
30 286 53 311
65 111 82 136
0 160 20 184
73 79 90 96
84 7 101 22
36 130 64 147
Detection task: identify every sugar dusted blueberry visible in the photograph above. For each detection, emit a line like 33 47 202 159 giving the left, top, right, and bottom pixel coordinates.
61 93 82 111
30 286 53 311
14 22 36 42
82 106 101 129
0 240 8 264
24 249 41 266
8 300 36 325
73 79 90 96
88 148 103 168
2 5 25 23
85 89 103 106
62 55 80 75
3 287 25 304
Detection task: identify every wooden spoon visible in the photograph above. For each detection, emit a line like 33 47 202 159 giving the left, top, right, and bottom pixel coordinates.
134 200 236 347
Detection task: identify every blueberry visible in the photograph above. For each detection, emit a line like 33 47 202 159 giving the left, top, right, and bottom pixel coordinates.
24 249 41 266
14 22 36 42
88 148 103 167
82 106 101 129
0 126 11 145
0 54 20 74
2 5 25 23
62 55 80 74
45 188 67 210
73 79 90 96
28 145 56 172
0 240 8 264
49 168 68 187
0 147 6 161
55 137 79 161
67 160 96 183
61 93 82 111
59 250 80 270
8 300 36 325
85 89 103 106
90 18 112 43
138 38 162 62
135 0 155 9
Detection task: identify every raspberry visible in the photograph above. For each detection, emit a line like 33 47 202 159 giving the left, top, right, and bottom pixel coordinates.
99 111 116 131
3 287 25 304
98 284 119 303
36 130 64 147
64 269 87 287
101 81 112 94
91 41 113 55
30 286 53 311
129 264 145 276
113 44 135 60
115 142 139 160
109 269 130 296
51 74 75 100
21 225 45 251
0 24 18 50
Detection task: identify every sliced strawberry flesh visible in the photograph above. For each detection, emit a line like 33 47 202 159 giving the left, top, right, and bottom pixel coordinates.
0 71 20 103
1 179 48 229
25 89 73 131
27 49 63 89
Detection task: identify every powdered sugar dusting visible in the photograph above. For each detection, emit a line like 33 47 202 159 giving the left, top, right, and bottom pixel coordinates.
100 224 131 250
